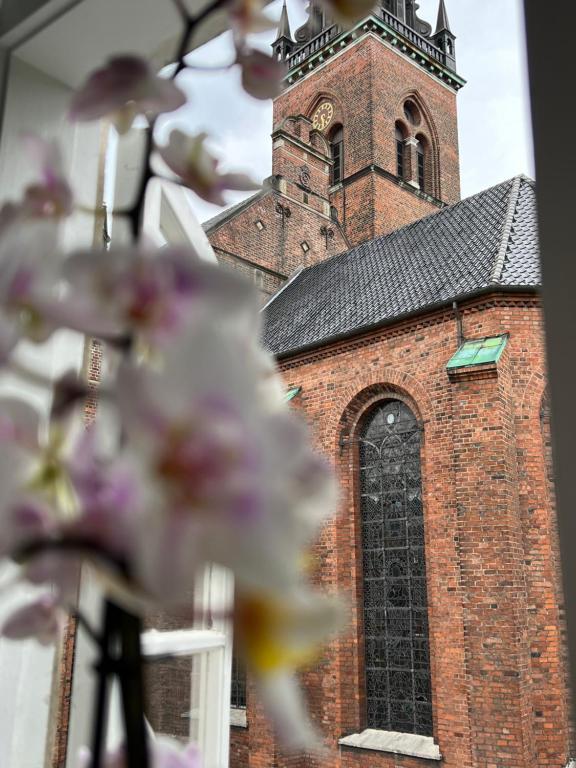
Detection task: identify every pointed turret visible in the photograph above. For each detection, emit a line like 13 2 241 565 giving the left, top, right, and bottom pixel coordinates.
432 0 456 71
272 0 294 62
435 0 451 33
277 0 292 40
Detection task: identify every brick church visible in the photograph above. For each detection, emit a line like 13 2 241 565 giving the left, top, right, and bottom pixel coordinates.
204 1 574 767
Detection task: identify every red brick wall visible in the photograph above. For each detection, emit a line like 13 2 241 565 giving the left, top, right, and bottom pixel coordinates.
208 191 348 280
233 296 571 768
231 727 249 767
272 34 460 247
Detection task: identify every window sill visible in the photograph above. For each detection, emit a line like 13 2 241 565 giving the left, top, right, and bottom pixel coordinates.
339 729 441 761
230 708 247 728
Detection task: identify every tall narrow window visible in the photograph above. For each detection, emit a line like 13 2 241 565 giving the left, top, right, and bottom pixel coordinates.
330 126 344 185
359 400 432 736
230 654 247 710
396 126 405 179
417 142 425 191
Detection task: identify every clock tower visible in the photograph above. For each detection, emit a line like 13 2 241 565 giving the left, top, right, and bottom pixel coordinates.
270 0 464 246
206 0 464 300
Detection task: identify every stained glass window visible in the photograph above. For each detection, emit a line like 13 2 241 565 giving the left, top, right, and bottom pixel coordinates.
358 400 432 735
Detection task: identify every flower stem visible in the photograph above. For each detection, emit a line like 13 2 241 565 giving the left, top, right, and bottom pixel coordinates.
125 0 232 239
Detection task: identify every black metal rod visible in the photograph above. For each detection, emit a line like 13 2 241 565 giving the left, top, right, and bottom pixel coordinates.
90 602 115 768
114 604 149 768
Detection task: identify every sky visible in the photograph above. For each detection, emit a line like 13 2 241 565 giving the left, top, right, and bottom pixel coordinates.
168 0 534 224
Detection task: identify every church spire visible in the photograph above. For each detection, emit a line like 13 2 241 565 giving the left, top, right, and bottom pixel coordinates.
272 0 294 62
432 0 456 71
435 0 452 34
277 0 292 41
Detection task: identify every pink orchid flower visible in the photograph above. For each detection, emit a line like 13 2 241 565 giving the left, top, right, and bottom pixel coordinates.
0 137 77 359
69 56 186 134
64 427 141 560
237 48 286 100
62 245 256 343
20 135 73 219
0 399 137 601
0 136 73 229
157 130 260 205
0 216 83 361
112 319 336 602
1 593 64 645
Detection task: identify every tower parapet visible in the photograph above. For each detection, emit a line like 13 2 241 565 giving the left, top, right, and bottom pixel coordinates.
276 1 463 91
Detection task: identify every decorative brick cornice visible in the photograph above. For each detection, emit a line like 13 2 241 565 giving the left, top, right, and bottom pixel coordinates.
447 361 499 382
277 292 541 370
271 128 330 164
336 163 445 208
285 16 466 93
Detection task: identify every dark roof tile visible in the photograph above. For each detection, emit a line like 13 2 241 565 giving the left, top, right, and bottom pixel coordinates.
262 176 540 357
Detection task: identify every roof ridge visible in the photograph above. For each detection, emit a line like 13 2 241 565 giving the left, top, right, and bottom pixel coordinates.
491 175 523 284
203 189 267 233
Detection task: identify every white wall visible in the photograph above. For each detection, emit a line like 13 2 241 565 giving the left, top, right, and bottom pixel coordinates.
0 55 99 768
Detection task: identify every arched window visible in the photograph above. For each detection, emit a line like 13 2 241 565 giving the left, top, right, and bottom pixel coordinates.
395 124 406 180
330 125 344 185
359 400 432 735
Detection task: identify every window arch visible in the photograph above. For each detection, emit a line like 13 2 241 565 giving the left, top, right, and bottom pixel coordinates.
330 125 344 185
358 400 432 735
395 123 407 180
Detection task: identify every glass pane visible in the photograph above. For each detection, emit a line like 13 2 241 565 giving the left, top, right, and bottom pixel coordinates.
144 654 197 743
359 400 432 736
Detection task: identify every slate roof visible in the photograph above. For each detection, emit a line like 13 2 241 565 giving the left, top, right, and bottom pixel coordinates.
262 175 540 358
203 190 266 233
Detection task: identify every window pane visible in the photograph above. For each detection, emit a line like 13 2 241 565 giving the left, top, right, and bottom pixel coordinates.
144 654 196 743
397 140 405 179
359 400 432 735
230 654 247 709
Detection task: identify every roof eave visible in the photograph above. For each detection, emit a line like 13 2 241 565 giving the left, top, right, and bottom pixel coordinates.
271 284 540 361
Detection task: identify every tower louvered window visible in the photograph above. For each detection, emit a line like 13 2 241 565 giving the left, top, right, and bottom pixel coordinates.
359 400 432 735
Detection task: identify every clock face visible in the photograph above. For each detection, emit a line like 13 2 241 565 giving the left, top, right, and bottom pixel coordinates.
312 102 334 131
